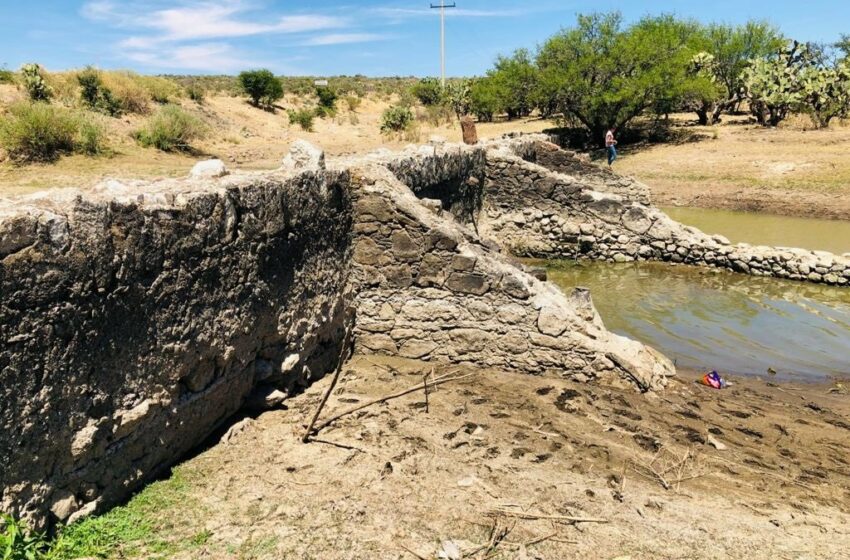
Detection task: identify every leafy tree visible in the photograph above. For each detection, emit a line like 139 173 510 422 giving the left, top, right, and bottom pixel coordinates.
315 86 338 118
238 69 283 108
469 78 501 122
411 77 444 106
536 13 702 145
487 49 538 119
834 34 850 59
688 21 784 124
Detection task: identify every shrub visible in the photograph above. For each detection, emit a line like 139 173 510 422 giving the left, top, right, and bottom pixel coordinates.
20 63 52 101
0 102 78 162
469 78 502 122
315 86 338 118
380 104 415 133
134 105 206 151
238 69 283 107
287 108 315 131
186 81 205 103
411 77 444 105
77 67 122 116
0 67 14 84
0 514 50 560
100 72 150 114
136 75 181 103
345 95 362 112
76 115 107 156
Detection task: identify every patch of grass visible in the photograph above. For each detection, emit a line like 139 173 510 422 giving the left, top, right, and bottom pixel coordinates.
0 102 107 163
49 467 203 559
134 105 207 152
0 514 52 560
0 68 14 84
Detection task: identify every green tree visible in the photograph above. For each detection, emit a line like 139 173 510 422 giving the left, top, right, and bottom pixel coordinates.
799 60 850 127
238 69 283 108
469 78 501 122
688 21 784 124
487 48 538 119
411 78 444 106
536 13 701 145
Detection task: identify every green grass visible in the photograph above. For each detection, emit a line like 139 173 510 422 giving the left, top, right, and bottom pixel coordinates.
134 105 207 152
46 466 206 559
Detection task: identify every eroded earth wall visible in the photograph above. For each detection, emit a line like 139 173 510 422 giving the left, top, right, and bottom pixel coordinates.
0 170 354 529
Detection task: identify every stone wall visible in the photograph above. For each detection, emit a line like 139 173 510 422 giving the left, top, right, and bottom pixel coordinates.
480 143 850 286
0 169 355 529
348 164 673 391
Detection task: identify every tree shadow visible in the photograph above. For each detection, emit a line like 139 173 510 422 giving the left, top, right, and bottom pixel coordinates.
543 120 716 158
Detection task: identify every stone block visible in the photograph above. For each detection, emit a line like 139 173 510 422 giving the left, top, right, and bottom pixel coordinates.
445 272 490 295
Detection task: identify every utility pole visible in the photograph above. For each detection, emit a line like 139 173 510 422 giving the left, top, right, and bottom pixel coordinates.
430 2 456 88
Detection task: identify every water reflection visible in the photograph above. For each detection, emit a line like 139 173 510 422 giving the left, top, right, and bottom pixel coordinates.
542 260 850 381
663 207 850 255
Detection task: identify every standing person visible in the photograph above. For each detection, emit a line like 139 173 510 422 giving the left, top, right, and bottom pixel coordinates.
605 127 618 166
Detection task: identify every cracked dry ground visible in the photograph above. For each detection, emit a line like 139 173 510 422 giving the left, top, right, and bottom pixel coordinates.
139 356 849 560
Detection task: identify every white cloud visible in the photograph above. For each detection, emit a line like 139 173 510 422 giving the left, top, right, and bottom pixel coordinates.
78 0 382 72
124 42 256 72
304 33 387 46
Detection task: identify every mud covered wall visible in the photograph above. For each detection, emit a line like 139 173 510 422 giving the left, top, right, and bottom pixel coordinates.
0 170 354 528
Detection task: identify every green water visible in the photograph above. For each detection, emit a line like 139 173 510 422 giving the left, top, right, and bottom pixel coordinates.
543 260 850 381
663 206 850 255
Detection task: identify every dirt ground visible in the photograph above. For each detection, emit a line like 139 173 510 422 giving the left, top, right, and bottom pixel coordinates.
114 354 850 560
614 114 850 221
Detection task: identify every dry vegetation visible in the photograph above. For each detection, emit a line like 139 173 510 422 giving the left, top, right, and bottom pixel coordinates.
2 77 850 221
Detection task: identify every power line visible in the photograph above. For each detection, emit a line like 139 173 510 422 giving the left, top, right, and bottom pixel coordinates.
430 2 456 88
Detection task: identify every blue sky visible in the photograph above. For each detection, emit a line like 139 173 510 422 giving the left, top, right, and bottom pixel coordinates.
1 1 848 76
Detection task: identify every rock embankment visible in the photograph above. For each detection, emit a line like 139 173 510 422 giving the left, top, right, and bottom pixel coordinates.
482 136 850 286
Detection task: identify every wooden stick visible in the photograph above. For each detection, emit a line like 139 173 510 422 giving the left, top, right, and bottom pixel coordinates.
423 368 433 414
398 544 428 560
301 325 353 443
310 370 475 434
487 509 608 524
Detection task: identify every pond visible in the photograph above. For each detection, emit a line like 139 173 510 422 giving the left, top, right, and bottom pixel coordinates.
542 260 850 381
663 206 850 255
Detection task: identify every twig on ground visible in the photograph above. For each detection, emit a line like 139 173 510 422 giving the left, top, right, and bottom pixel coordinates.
399 544 429 560
301 324 354 443
310 437 366 453
487 508 608 524
309 370 475 434
423 367 433 414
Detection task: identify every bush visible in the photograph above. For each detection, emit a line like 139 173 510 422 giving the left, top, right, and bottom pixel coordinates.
380 104 415 133
315 86 338 118
238 69 283 107
77 67 122 116
0 102 78 162
186 81 205 103
469 78 502 122
100 72 150 114
77 115 107 156
135 75 181 103
134 105 206 151
20 63 52 101
0 67 14 84
345 95 362 112
411 77 444 105
287 108 315 131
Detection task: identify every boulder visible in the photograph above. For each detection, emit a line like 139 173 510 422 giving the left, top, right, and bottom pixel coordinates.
189 159 228 178
281 140 325 171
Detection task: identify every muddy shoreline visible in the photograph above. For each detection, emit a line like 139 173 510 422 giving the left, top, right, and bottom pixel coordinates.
113 355 850 559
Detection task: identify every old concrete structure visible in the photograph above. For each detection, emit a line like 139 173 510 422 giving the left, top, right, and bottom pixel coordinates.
1 134 846 530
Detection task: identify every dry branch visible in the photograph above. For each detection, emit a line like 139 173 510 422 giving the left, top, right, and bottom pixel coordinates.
301 324 354 443
308 370 475 435
487 508 608 524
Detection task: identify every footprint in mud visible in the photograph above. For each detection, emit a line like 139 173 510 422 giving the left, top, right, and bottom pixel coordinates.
727 410 753 419
708 427 724 435
615 408 643 422
676 424 705 444
536 386 555 396
532 453 552 463
736 426 764 439
511 447 531 459
633 433 661 452
555 389 582 413
678 408 701 420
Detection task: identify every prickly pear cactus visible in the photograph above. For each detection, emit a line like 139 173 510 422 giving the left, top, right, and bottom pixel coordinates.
20 63 52 102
